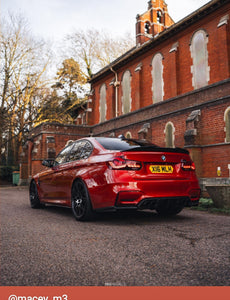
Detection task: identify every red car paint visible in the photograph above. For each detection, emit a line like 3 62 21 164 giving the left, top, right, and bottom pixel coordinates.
30 137 200 220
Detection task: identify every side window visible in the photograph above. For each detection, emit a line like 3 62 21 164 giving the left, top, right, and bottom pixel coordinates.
69 140 93 162
55 145 73 165
80 141 93 159
69 142 82 161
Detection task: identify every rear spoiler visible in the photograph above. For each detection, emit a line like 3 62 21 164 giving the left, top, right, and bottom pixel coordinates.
123 146 189 154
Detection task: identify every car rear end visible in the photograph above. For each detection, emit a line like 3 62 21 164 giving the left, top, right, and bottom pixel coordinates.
107 146 200 214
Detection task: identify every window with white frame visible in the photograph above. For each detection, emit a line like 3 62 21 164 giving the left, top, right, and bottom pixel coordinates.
190 30 210 89
224 107 230 142
151 53 164 103
157 10 163 24
125 131 132 139
99 84 107 122
164 122 175 148
144 22 151 34
121 70 132 114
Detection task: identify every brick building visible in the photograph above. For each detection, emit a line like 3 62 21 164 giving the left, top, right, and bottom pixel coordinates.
21 0 230 193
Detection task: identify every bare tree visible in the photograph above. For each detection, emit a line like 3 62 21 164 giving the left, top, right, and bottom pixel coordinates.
66 29 135 80
0 13 51 165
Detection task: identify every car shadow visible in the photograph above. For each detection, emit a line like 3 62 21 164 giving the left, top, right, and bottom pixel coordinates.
93 209 194 225
36 204 195 225
42 205 73 217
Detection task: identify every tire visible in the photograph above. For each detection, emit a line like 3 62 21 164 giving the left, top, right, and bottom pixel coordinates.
156 199 183 216
71 180 94 221
29 180 44 209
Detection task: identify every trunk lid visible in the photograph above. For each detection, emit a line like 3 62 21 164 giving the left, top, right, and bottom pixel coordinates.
122 146 193 179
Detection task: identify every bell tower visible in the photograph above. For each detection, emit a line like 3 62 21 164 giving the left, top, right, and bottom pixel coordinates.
136 0 174 45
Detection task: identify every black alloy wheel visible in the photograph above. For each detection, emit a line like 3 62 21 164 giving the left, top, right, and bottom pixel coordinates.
29 180 44 208
71 180 94 221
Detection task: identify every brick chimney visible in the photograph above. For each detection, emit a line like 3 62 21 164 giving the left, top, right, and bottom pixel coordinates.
136 0 174 45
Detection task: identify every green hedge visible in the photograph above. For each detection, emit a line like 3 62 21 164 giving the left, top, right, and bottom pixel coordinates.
0 166 19 182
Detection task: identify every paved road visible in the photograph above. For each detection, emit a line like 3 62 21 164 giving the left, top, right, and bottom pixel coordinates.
1 186 230 286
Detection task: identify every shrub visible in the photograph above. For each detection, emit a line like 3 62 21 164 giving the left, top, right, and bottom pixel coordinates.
191 198 230 215
199 198 214 208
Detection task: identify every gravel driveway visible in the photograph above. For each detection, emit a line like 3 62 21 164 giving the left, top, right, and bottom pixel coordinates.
1 186 230 286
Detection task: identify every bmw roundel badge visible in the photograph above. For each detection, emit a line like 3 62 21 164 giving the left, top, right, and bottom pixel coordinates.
161 155 166 161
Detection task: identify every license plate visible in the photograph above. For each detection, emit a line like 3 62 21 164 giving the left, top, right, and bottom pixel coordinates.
149 165 174 174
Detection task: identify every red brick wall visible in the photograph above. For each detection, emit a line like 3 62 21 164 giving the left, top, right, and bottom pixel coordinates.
200 103 227 145
29 123 91 177
91 79 230 179
202 145 230 178
90 2 230 125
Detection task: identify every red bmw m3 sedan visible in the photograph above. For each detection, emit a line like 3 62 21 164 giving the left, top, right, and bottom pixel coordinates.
29 137 200 221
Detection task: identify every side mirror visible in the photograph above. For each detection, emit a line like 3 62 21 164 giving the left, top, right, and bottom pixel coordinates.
42 159 55 168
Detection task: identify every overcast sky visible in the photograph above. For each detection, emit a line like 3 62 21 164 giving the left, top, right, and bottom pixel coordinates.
1 0 210 42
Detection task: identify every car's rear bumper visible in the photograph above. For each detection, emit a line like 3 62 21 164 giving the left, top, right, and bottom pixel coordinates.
137 196 199 210
94 197 199 213
116 195 199 208
89 176 201 210
114 184 201 207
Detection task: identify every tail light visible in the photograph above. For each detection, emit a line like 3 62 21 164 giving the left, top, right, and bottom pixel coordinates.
108 157 142 170
181 160 196 171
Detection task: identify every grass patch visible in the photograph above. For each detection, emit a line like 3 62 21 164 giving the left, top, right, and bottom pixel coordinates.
191 198 230 215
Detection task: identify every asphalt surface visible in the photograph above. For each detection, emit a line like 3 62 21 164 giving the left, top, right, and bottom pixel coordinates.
1 186 230 286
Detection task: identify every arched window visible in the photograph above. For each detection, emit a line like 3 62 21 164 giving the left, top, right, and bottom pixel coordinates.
157 10 163 24
151 53 164 103
164 122 175 148
125 131 132 139
190 30 210 89
224 107 230 142
145 22 151 34
99 84 107 122
121 70 132 114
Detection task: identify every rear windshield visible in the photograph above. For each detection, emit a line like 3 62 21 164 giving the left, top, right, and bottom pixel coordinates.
95 137 141 151
95 137 189 154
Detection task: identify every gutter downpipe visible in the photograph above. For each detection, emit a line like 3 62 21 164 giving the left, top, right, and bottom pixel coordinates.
110 67 120 118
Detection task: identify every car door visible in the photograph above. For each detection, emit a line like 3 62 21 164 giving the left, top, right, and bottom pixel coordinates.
39 144 74 201
54 140 94 203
